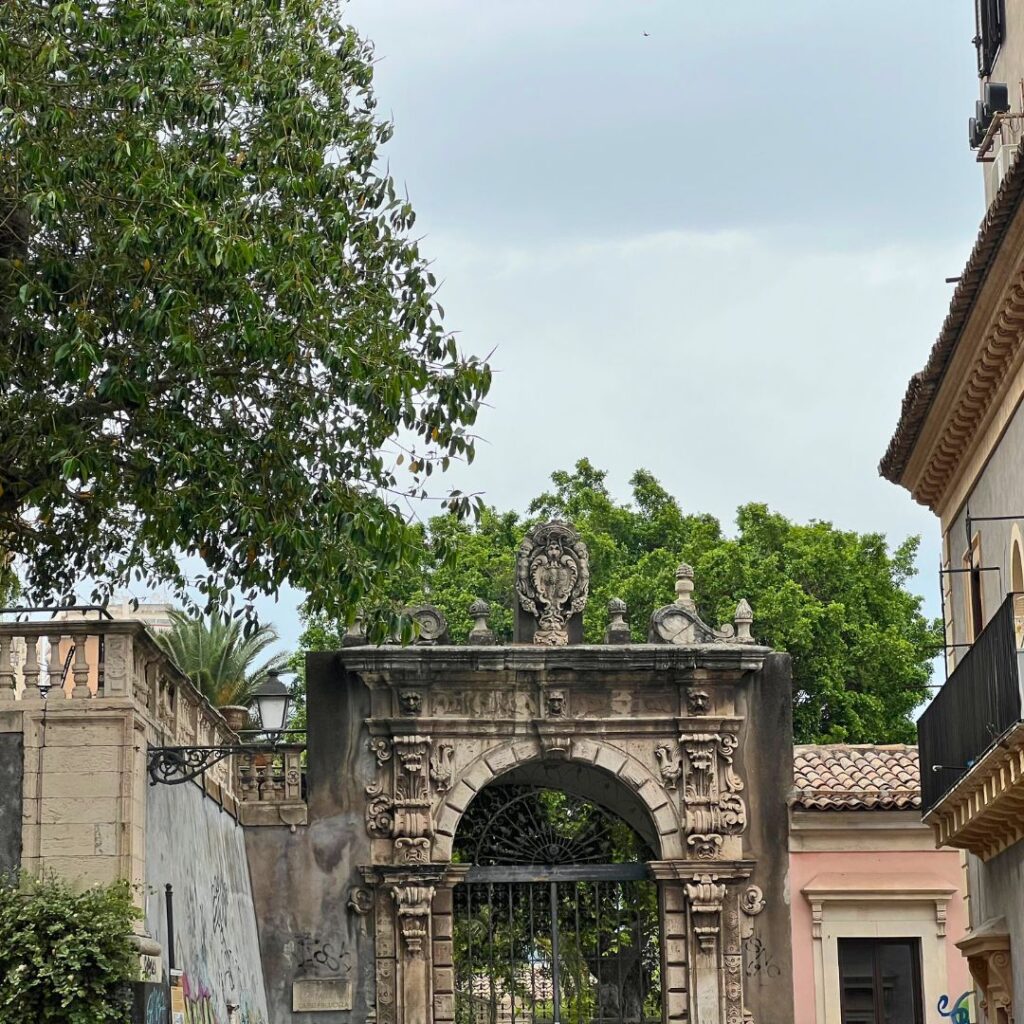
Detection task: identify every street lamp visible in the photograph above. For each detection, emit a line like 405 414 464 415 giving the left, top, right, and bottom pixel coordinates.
251 669 292 735
147 671 295 786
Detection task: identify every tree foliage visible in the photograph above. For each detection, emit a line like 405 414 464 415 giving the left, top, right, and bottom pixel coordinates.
300 460 941 744
155 609 289 707
0 0 490 630
0 875 138 1023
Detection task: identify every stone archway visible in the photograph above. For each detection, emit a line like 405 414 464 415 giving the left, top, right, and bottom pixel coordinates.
432 739 684 863
335 524 794 1024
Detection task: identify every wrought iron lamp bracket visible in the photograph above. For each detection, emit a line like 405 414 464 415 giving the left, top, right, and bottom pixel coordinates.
147 745 243 787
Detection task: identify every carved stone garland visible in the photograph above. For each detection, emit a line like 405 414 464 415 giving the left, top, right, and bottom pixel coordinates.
515 521 590 646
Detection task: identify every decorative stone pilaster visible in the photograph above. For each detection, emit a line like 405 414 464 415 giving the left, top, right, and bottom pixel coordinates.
682 731 747 860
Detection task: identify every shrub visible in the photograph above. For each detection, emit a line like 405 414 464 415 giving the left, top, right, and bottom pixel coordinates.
0 875 138 1023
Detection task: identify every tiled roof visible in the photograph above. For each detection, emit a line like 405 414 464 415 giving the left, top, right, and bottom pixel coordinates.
792 744 921 811
879 139 1024 485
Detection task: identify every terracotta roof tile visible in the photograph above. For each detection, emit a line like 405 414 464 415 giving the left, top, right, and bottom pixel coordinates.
791 744 921 811
879 139 1024 486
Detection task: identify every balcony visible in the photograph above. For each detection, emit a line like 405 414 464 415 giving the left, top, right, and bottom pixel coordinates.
918 593 1024 858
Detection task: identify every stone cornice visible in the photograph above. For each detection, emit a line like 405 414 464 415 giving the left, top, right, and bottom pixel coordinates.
905 272 1024 511
338 643 771 680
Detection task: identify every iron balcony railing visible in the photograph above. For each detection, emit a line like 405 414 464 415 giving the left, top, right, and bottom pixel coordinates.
919 593 1024 814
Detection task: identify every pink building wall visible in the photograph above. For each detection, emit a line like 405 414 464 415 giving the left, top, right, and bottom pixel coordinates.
790 849 973 1024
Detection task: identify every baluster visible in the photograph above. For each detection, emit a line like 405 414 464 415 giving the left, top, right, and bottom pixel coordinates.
47 634 66 700
72 638 90 699
23 637 41 696
0 636 15 701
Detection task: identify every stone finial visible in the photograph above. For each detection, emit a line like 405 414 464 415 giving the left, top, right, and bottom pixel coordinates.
467 598 496 645
604 597 631 645
514 521 590 645
674 563 696 609
342 611 367 647
406 605 449 645
734 599 754 643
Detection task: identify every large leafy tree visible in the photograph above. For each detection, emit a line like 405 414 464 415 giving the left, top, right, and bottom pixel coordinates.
301 460 941 744
0 0 489 629
155 609 289 707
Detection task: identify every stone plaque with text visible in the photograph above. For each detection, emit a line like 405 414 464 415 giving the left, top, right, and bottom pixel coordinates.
292 978 353 1012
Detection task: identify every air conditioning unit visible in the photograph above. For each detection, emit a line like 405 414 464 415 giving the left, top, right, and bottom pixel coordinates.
994 141 1018 186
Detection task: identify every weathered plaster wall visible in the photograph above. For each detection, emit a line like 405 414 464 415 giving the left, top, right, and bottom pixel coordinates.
145 781 269 1024
245 655 376 1023
790 848 971 1024
967 843 1024 1012
0 732 23 878
739 653 795 1024
945 394 1024 652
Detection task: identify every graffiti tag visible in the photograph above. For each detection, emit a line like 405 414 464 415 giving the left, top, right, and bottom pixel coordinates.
294 934 350 975
743 935 781 978
938 993 971 1024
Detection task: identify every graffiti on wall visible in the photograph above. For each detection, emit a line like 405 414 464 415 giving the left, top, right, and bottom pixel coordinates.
937 993 972 1024
179 973 265 1024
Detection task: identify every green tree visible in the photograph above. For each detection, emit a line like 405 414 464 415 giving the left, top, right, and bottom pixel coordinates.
155 609 289 707
0 876 138 1023
303 459 938 744
0 0 490 632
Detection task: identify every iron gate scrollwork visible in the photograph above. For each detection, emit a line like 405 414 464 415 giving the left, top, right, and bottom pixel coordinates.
452 786 662 1024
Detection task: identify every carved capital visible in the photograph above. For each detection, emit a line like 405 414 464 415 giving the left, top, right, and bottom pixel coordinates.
686 873 726 954
391 884 435 957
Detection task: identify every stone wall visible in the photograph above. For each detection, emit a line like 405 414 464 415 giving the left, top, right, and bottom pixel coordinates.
244 656 376 1023
145 782 269 1024
0 732 22 878
738 652 795 1023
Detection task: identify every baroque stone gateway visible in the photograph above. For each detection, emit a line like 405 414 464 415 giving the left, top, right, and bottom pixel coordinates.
245 522 794 1024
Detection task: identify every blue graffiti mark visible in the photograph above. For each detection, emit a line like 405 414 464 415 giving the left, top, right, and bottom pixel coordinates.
938 992 971 1024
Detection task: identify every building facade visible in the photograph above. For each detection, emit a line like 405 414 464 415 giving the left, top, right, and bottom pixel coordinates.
881 1 1024 1016
789 745 971 1024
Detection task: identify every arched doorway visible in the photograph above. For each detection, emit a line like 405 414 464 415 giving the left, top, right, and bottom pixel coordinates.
451 782 662 1023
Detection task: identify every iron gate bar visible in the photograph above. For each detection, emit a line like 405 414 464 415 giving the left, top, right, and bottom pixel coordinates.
465 863 650 883
549 881 562 1023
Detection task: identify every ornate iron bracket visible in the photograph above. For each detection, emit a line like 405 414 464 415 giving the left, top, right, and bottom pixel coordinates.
147 746 241 786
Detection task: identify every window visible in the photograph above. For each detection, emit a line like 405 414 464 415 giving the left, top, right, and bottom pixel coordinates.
963 534 984 644
975 0 1006 77
838 939 923 1024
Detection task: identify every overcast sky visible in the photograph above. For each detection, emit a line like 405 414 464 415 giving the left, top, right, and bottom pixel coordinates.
255 0 985 654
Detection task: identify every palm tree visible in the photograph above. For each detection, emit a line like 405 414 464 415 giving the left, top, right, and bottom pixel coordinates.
155 610 289 708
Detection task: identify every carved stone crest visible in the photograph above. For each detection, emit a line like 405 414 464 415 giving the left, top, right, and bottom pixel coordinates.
515 521 590 645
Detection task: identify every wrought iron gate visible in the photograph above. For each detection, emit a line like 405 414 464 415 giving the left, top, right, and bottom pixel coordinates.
452 787 662 1024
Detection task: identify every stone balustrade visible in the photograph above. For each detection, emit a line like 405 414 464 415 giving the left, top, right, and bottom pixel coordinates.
0 616 307 836
0 619 243 801
236 744 308 827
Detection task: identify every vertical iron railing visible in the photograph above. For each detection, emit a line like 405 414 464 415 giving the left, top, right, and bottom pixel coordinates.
919 593 1023 813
